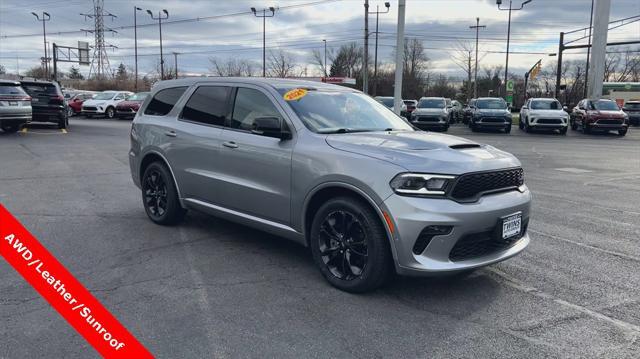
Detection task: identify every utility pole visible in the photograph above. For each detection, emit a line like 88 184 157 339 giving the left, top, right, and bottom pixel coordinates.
147 9 169 80
173 52 179 79
323 39 327 77
587 0 611 99
393 0 406 115
251 7 276 77
134 6 142 90
363 0 369 94
31 12 51 79
470 17 485 99
369 2 390 96
584 0 594 97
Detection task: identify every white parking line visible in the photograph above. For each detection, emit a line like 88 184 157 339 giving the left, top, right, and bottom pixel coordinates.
530 229 640 263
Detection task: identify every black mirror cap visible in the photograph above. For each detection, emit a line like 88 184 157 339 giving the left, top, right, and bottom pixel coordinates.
252 117 291 140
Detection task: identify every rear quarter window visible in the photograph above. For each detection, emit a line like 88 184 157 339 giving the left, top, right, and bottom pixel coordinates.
144 86 188 116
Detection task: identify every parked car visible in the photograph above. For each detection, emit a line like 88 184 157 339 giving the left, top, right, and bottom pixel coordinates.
374 96 407 114
469 97 512 133
462 99 476 124
20 80 68 129
410 97 450 131
67 92 96 117
519 98 569 135
82 91 133 118
115 92 149 119
622 100 640 126
570 98 629 136
0 80 32 133
402 99 417 119
129 78 531 292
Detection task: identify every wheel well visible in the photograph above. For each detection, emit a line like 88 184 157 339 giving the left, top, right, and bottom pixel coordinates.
304 186 386 242
139 153 165 182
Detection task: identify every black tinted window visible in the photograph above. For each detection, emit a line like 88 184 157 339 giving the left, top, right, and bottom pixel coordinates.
144 86 187 116
231 88 281 131
181 86 231 126
0 84 27 95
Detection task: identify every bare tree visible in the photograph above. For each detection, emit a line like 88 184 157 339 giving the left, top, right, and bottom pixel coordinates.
267 50 297 78
311 48 333 76
450 41 485 100
209 57 255 77
330 42 362 78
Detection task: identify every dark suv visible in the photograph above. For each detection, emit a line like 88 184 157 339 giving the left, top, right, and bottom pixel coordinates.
622 100 640 126
20 80 69 129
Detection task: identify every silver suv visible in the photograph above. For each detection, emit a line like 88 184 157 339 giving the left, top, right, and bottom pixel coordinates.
129 78 531 292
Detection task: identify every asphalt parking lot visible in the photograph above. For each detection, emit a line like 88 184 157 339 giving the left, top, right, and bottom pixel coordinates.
1 118 639 358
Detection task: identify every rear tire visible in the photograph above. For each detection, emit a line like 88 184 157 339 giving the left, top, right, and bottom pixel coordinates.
105 106 115 119
309 197 392 293
559 127 568 135
1 124 20 133
58 116 68 129
504 125 511 134
570 119 577 130
141 162 186 225
618 129 627 136
67 107 74 118
583 122 591 134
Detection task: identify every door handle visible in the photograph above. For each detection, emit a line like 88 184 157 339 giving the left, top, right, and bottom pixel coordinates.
222 141 238 149
164 130 177 137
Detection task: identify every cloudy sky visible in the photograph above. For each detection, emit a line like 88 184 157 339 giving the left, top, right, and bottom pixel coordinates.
1 0 639 79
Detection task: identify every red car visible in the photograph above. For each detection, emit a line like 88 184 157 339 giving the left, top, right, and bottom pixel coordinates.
570 98 629 136
67 93 95 117
115 92 149 119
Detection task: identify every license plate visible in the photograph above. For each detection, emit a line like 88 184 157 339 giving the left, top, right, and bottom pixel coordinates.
8 101 18 106
502 213 522 239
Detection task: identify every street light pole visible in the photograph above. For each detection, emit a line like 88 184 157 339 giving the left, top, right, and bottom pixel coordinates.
147 9 169 80
31 12 51 79
251 7 276 77
470 17 486 99
173 52 179 79
363 0 369 93
496 0 532 103
584 0 594 97
369 2 390 96
323 39 327 77
134 6 142 90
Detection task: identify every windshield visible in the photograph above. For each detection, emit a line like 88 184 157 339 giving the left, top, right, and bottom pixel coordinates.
418 99 445 108
530 100 561 110
0 84 27 95
592 100 619 111
477 99 507 109
94 92 116 100
624 102 640 109
376 97 394 108
128 92 149 101
281 90 414 134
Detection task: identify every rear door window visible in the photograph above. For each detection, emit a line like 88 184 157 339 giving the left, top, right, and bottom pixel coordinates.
230 88 282 131
181 86 232 126
144 86 187 116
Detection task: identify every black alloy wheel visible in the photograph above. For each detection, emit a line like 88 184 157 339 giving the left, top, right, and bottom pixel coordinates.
141 162 186 225
317 210 369 281
143 169 168 218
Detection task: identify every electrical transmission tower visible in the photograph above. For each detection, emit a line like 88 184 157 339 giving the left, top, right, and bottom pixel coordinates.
81 0 117 79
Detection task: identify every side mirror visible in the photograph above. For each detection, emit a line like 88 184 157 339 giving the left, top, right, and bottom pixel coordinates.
252 117 290 140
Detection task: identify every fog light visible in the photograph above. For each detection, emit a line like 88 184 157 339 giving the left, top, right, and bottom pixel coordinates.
412 225 453 254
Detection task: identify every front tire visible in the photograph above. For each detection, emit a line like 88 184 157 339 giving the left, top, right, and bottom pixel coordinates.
141 162 186 225
105 106 115 119
583 122 591 134
67 107 74 118
1 124 20 133
570 119 578 130
505 124 512 133
559 127 568 135
309 197 392 293
618 128 627 136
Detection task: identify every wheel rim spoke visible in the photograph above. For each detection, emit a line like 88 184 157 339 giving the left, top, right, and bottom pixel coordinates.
318 210 368 281
143 170 168 218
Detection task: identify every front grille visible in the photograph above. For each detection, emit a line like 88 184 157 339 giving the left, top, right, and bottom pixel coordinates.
449 220 528 261
480 117 505 123
537 118 562 124
415 116 440 122
596 119 622 125
450 168 524 201
83 106 97 111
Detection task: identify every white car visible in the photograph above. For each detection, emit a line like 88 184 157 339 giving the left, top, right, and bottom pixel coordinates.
519 97 569 134
82 91 133 118
374 96 407 114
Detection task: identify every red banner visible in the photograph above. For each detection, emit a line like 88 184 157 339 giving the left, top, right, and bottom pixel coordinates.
0 204 153 358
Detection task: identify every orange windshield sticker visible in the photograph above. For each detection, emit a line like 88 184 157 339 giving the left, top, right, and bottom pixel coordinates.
283 88 308 101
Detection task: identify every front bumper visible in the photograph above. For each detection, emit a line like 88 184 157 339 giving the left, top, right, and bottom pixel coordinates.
382 187 531 275
0 111 32 125
411 116 448 129
473 117 511 128
589 120 628 131
116 109 137 118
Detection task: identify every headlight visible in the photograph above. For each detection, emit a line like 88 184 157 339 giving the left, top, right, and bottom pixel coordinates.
390 173 456 196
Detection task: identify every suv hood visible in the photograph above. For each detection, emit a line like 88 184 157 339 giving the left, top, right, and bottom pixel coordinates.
591 110 624 118
83 99 108 106
476 108 510 116
413 108 446 115
528 109 567 117
326 131 520 174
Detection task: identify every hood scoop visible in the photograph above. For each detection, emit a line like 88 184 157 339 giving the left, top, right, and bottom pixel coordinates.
450 143 481 150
